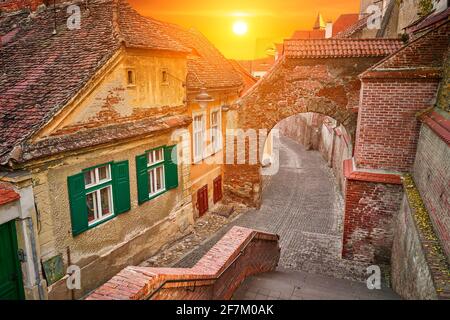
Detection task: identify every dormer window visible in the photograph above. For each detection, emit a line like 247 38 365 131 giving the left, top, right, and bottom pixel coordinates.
127 69 135 86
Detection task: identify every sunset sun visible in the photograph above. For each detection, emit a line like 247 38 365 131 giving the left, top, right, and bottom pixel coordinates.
232 20 248 36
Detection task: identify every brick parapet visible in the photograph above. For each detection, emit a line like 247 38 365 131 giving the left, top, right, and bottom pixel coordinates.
86 226 280 300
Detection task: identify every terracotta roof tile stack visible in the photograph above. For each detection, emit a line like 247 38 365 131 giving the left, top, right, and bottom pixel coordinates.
151 19 243 90
284 38 404 59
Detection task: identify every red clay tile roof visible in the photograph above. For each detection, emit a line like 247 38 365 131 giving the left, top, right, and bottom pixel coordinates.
334 15 369 39
150 19 243 91
406 7 450 34
362 21 449 79
0 187 20 206
0 0 188 164
284 38 404 59
229 60 257 95
291 29 326 40
332 14 360 37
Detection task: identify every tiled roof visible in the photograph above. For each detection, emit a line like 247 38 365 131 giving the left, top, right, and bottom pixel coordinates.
0 0 188 164
0 187 20 206
229 60 257 95
334 15 369 39
284 39 404 59
332 14 360 37
362 21 449 78
151 19 243 90
291 29 325 40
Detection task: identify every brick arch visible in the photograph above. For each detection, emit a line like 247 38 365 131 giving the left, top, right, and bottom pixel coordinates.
224 55 386 207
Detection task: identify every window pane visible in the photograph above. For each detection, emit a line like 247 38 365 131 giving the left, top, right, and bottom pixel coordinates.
98 166 109 182
148 170 155 194
156 166 164 190
84 170 93 186
86 192 97 223
100 187 112 217
155 149 163 162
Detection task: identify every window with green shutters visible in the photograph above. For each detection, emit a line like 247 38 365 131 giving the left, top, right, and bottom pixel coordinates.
67 161 131 236
136 145 179 205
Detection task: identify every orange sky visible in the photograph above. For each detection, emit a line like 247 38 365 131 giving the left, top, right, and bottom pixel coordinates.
129 0 360 60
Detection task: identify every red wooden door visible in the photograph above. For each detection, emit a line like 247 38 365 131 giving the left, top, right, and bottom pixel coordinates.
197 185 208 217
213 176 223 204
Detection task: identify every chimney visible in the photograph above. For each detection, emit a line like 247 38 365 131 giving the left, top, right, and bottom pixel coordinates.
325 21 333 38
0 0 46 14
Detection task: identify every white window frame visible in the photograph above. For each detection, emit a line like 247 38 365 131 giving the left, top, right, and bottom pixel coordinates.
148 165 166 197
193 111 207 163
147 148 166 198
84 165 112 189
210 107 223 153
84 165 114 226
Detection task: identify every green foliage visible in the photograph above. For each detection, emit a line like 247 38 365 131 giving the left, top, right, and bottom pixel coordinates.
418 0 434 17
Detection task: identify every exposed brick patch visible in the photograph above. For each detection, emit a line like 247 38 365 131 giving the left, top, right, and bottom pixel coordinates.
86 226 280 300
343 178 403 264
0 0 45 13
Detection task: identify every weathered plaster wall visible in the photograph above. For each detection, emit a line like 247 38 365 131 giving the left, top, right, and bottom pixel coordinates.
38 48 187 137
188 91 239 217
398 0 420 33
31 132 194 299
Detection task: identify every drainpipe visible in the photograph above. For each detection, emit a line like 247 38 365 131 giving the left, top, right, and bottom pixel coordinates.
25 217 46 300
329 123 339 168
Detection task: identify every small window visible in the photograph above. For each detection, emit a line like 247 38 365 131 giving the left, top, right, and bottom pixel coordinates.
148 149 164 166
67 161 131 236
193 113 206 162
83 165 114 226
210 109 222 153
127 70 135 86
136 146 179 204
161 70 169 85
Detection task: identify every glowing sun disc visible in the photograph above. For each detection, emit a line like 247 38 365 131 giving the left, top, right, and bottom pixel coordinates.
233 21 248 36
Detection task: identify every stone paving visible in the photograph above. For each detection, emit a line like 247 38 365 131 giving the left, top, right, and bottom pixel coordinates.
174 137 379 282
233 268 399 300
142 136 397 298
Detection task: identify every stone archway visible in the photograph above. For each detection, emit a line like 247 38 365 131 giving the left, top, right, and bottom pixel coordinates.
224 53 389 207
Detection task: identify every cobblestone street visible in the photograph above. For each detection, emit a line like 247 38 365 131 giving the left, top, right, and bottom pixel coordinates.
142 136 390 285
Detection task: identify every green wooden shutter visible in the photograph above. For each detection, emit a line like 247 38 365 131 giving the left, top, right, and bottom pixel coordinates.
136 154 149 204
112 161 131 214
67 173 88 236
164 145 179 190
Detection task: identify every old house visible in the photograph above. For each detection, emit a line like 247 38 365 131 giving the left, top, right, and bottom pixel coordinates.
0 0 199 299
154 21 245 218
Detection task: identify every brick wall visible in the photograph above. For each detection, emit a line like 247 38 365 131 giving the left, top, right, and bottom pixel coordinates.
343 176 403 264
86 227 280 300
391 177 450 300
413 115 450 261
0 0 45 12
355 79 440 172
